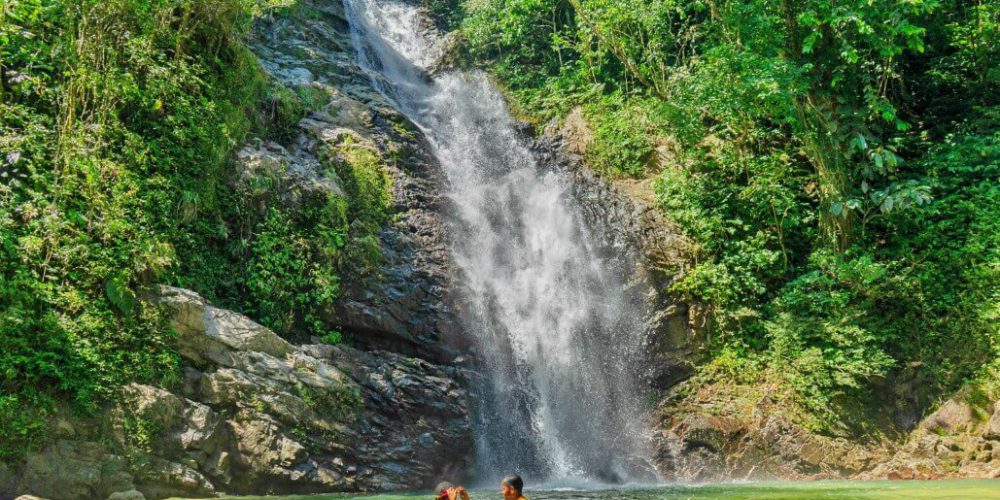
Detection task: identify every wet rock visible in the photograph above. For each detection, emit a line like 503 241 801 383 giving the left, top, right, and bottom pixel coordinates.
677 414 743 453
240 7 466 361
426 32 465 76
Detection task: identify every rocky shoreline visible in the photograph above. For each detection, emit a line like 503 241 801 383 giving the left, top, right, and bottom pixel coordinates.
649 380 1000 482
1 286 472 499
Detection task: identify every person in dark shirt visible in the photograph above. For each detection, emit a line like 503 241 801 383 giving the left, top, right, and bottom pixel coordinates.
501 474 528 500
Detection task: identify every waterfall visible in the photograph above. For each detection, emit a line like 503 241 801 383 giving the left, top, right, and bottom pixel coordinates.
343 0 657 485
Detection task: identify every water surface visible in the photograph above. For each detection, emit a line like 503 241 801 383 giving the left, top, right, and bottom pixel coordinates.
213 481 1000 500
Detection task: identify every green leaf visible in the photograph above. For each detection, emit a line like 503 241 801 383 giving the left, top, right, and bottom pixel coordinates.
882 196 894 213
105 278 136 315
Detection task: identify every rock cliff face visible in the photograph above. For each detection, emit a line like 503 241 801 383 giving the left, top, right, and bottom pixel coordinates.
533 106 1000 483
650 383 889 481
863 396 1000 479
248 0 467 362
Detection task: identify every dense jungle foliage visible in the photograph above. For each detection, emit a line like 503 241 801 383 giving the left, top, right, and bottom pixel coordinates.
453 0 999 432
1 0 997 467
0 0 390 459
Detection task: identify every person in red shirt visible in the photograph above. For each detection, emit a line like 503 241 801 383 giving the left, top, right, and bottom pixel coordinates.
435 481 470 500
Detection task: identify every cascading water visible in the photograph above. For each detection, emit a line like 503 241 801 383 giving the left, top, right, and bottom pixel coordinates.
343 0 657 485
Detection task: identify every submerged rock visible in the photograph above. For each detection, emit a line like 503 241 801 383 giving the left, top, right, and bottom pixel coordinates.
107 490 146 500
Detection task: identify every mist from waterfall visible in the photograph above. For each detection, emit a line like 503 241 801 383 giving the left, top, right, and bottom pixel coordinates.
343 0 657 485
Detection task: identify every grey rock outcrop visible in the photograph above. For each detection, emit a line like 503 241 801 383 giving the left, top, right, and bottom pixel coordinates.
653 407 882 481
5 287 472 499
863 394 1000 479
988 401 1000 439
19 441 134 500
652 380 1000 482
157 286 472 494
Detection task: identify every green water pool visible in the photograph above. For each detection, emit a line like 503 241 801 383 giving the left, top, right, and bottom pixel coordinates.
205 480 1000 500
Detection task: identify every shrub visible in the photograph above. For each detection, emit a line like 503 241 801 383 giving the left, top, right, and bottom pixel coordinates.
0 0 288 460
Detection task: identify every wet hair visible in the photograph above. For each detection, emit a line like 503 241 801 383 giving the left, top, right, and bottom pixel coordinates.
435 482 454 495
502 475 524 493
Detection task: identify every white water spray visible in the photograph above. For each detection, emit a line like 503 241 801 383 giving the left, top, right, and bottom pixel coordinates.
343 0 657 484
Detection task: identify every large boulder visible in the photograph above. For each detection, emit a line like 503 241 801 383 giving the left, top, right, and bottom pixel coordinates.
153 288 470 495
652 382 887 482
20 441 133 500
867 394 1000 479
921 399 976 433
157 286 294 366
107 490 146 500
